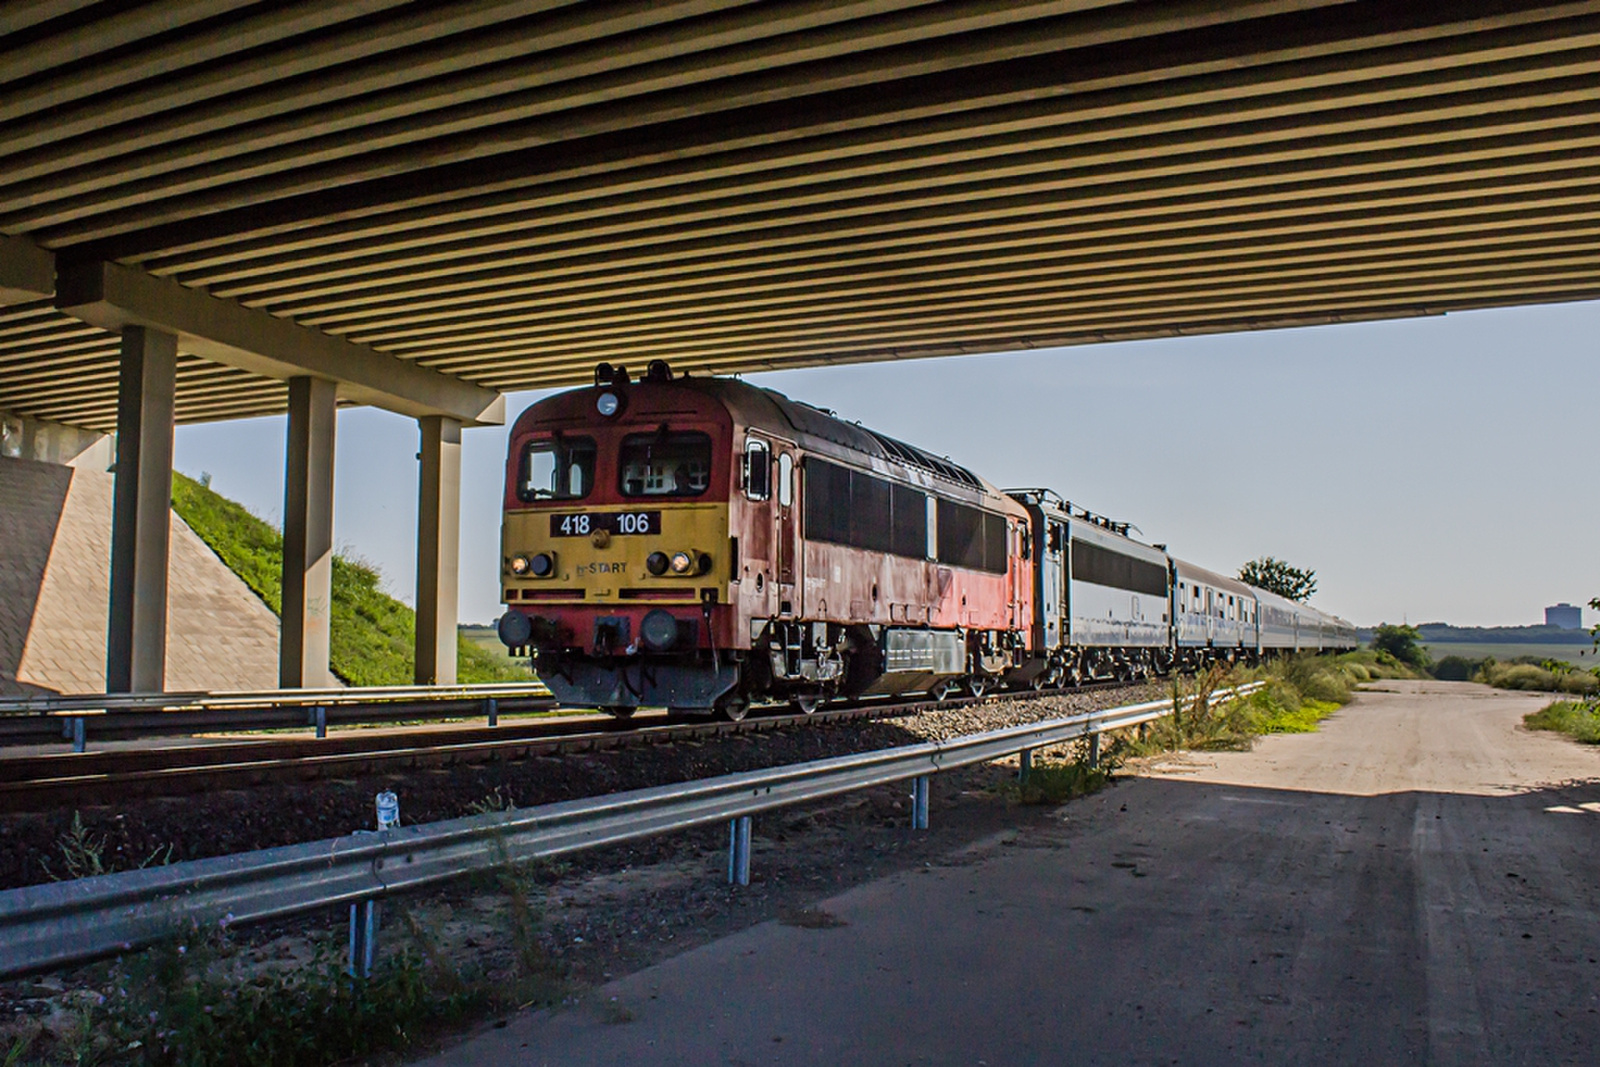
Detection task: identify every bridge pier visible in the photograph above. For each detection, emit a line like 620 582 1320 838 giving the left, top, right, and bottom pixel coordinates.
280 377 337 689
106 326 176 693
415 416 462 686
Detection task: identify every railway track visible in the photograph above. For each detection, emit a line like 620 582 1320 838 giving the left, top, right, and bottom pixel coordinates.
0 681 1143 814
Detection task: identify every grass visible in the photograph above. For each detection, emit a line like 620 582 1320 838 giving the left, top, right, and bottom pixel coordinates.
1424 640 1599 665
171 471 530 685
1115 650 1415 759
1524 700 1600 744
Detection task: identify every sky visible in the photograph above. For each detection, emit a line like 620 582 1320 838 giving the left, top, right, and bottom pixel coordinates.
172 299 1600 629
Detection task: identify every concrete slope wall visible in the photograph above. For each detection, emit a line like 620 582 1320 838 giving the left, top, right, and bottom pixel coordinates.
0 456 281 695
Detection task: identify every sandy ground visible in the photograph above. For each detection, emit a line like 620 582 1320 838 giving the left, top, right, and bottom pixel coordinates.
416 680 1600 1066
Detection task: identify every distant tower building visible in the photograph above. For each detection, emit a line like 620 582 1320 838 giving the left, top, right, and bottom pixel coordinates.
1546 603 1583 630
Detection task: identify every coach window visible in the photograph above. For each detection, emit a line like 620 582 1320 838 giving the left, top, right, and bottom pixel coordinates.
777 452 793 507
622 431 712 497
518 436 596 501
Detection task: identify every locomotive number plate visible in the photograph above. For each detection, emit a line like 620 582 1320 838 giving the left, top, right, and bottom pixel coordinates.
549 511 661 537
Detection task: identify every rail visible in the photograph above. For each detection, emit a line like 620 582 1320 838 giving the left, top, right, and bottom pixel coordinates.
0 683 1260 978
0 682 555 748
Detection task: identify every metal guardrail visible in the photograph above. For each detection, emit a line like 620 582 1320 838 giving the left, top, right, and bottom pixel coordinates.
0 682 555 748
0 683 1260 978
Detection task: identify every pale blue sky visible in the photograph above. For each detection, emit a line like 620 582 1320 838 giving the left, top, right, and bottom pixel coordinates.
174 300 1599 629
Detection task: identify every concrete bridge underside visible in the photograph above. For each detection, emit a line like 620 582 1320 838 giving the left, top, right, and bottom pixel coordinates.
2 0 1598 691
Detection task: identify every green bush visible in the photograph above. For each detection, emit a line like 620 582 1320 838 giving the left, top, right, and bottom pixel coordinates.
171 472 529 685
1430 654 1487 681
1372 623 1430 669
1478 659 1597 695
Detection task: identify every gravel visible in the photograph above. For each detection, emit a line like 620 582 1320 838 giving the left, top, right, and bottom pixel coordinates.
0 685 1155 892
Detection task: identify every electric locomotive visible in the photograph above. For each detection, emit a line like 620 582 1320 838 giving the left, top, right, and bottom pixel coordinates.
496 362 1033 718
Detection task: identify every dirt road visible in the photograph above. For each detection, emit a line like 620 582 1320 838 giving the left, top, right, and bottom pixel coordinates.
419 681 1600 1066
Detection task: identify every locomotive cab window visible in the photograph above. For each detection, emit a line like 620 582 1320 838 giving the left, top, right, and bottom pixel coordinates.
518 436 596 501
621 431 712 497
743 438 770 500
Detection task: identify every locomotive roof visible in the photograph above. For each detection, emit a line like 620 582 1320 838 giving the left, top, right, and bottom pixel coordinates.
679 375 986 491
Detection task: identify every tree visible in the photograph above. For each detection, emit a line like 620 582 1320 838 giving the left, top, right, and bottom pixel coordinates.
1373 623 1429 669
1237 556 1317 602
1591 596 1599 651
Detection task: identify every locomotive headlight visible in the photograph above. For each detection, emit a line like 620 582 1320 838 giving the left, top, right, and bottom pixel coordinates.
668 550 694 574
646 551 669 576
596 391 621 417
529 552 555 578
508 555 532 576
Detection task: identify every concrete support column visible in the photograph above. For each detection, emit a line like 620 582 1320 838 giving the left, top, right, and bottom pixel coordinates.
106 326 177 693
280 377 337 688
415 415 461 685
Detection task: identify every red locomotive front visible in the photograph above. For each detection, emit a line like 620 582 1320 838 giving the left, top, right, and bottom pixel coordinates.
497 362 1033 717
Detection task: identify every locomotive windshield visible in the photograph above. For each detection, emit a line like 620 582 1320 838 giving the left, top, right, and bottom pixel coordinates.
619 431 712 497
518 436 596 501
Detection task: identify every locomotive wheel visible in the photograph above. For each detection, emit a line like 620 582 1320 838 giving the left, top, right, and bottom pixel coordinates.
790 693 821 715
601 705 636 719
966 676 987 698
717 696 750 723
931 681 956 702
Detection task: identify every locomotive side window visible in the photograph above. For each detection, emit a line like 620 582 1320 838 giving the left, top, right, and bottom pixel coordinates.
803 457 926 560
777 452 793 506
743 438 770 500
934 500 1008 574
518 436 596 501
621 431 712 497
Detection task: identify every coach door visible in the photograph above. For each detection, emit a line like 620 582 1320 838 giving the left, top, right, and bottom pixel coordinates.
775 447 799 616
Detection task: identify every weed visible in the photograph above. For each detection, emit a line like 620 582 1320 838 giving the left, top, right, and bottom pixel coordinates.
40 813 176 884
1008 738 1121 805
2 1030 36 1067
42 813 107 882
1524 701 1600 743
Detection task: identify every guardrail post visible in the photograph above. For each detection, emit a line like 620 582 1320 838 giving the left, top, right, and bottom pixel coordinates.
1087 729 1101 768
70 717 86 754
313 705 327 739
911 775 930 830
727 816 752 886
348 898 380 979
1018 748 1032 783
486 696 498 727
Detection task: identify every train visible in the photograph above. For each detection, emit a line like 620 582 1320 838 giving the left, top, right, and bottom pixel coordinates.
495 361 1357 719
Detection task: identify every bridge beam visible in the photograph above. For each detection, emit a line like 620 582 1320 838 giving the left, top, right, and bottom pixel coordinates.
55 259 504 427
280 376 337 689
414 415 461 686
106 326 176 693
0 234 53 306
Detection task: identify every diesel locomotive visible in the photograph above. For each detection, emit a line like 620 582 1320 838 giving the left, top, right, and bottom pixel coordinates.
497 362 1355 718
